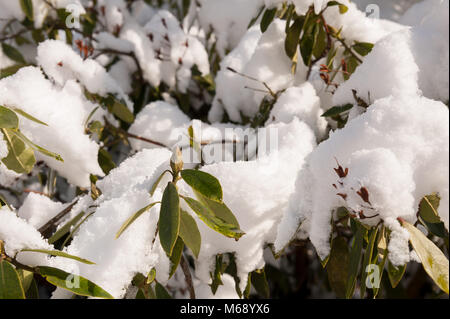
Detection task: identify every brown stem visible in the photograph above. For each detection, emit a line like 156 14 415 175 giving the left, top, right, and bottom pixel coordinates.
180 255 196 299
38 199 79 238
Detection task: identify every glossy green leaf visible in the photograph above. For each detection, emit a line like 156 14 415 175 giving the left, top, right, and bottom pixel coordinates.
48 212 85 244
159 182 181 256
260 8 277 33
210 255 224 294
17 269 34 293
181 169 223 202
387 261 406 289
195 191 239 228
179 209 201 258
419 194 441 224
251 269 270 298
111 100 134 124
352 42 374 57
182 196 244 240
1 128 36 174
0 106 19 129
327 236 349 298
168 237 184 278
155 282 172 299
1 43 26 65
12 130 63 162
25 278 39 299
150 170 172 197
285 17 304 59
0 260 25 299
116 202 160 239
402 221 449 294
12 108 48 126
360 227 378 298
346 221 366 298
321 104 353 117
37 266 113 299
98 148 115 175
21 249 95 265
20 0 34 21
300 21 319 66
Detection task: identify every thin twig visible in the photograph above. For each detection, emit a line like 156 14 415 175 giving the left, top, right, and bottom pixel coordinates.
38 199 79 238
180 255 196 299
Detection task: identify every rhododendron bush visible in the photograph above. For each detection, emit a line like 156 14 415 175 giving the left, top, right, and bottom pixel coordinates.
0 0 448 300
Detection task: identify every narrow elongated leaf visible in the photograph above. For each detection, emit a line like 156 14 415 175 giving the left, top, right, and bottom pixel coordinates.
11 130 63 162
387 261 406 289
20 0 34 21
182 196 244 240
168 237 184 278
1 43 26 65
327 236 349 298
195 191 239 228
25 278 39 299
116 202 160 239
159 182 181 256
150 170 172 197
17 269 34 293
179 209 201 258
299 21 319 66
181 169 223 202
12 108 48 126
37 266 113 299
346 221 366 298
321 104 353 117
402 221 449 294
98 148 115 175
285 17 304 59
260 8 277 33
21 249 95 265
360 227 378 298
251 269 270 298
0 260 25 299
48 212 85 244
1 128 36 173
0 106 19 129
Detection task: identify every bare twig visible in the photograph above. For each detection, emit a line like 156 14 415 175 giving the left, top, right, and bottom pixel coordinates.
180 255 196 299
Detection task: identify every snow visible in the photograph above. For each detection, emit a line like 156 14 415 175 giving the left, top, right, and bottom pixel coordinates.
18 193 67 229
275 94 449 262
0 66 104 187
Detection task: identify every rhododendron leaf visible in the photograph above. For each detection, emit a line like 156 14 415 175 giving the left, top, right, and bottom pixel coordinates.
159 182 181 256
0 260 25 299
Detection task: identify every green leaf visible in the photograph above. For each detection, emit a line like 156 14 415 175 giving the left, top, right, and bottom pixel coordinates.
313 22 327 59
195 191 240 228
21 249 95 265
387 261 406 289
0 106 19 129
284 17 304 59
1 43 26 65
402 221 449 294
111 100 134 124
168 237 184 278
321 104 353 117
146 268 156 284
423 221 448 238
12 108 48 126
155 282 172 299
25 278 39 299
48 212 85 244
327 236 349 298
299 21 320 66
346 221 366 298
135 288 146 299
210 255 224 294
360 227 378 298
17 269 34 293
1 128 36 174
339 4 348 14
352 42 374 57
182 196 244 240
181 169 223 202
159 182 181 256
37 266 114 299
419 194 441 224
11 129 63 162
20 0 34 21
260 8 277 33
98 148 116 175
251 269 270 298
0 260 25 299
116 202 160 239
179 209 201 258
1 64 27 79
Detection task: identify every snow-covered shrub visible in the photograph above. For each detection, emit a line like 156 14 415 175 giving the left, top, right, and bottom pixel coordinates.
0 0 448 299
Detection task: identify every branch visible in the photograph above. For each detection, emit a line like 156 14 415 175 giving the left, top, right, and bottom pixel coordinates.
38 199 79 238
180 255 196 299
